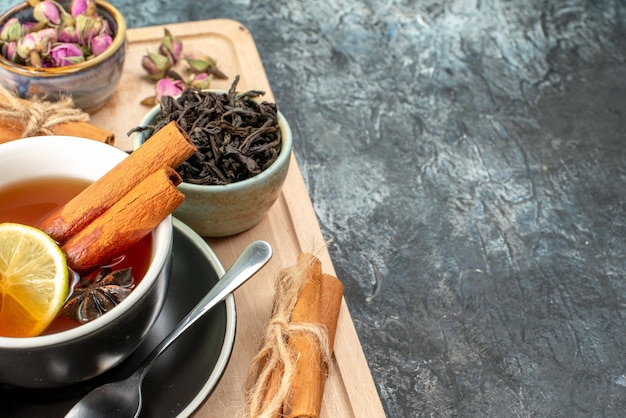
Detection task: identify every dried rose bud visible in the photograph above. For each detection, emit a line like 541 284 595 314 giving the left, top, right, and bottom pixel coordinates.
184 51 217 74
1 41 17 61
29 50 42 67
50 42 84 66
158 28 182 65
100 18 111 37
16 33 38 60
188 72 212 89
33 1 62 26
6 42 17 61
0 18 23 42
75 14 105 45
58 25 79 43
156 78 184 101
70 0 96 17
21 21 36 33
90 32 111 55
141 51 171 80
36 27 58 45
15 27 57 66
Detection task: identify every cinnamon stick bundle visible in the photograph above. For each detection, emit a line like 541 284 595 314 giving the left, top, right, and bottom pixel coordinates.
39 121 195 243
62 167 184 271
283 254 323 418
246 253 344 418
0 94 115 144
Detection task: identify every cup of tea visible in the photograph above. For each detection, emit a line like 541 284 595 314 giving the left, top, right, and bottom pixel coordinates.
0 136 172 388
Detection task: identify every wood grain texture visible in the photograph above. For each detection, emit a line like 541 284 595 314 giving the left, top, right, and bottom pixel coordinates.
90 19 384 418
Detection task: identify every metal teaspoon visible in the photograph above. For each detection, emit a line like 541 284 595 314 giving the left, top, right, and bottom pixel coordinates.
64 240 272 418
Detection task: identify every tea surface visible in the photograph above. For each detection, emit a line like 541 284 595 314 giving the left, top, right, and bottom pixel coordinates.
0 177 152 334
0 177 87 226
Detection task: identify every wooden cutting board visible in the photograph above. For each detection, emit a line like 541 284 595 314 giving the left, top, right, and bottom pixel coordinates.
91 19 385 418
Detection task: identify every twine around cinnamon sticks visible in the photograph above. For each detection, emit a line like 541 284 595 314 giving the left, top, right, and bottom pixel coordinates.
245 253 344 418
0 85 114 144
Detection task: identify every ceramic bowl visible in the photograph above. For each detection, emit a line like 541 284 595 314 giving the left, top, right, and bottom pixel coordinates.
135 92 293 237
0 0 127 113
0 136 172 388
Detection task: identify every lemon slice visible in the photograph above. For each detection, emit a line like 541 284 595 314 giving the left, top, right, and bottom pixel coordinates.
0 223 69 337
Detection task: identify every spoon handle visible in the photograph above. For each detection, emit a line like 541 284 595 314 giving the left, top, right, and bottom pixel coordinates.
138 240 272 377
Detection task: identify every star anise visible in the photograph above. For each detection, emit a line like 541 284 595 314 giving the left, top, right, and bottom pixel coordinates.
62 268 135 323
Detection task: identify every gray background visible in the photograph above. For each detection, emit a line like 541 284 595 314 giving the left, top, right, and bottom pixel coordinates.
2 0 625 416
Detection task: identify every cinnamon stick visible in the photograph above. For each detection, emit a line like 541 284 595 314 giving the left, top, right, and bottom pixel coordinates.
314 273 344 415
284 261 344 418
39 121 195 243
0 95 115 144
62 167 184 271
283 254 322 418
52 121 115 144
320 274 344 351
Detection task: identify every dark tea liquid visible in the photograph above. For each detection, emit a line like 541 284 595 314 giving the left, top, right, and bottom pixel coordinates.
0 177 153 334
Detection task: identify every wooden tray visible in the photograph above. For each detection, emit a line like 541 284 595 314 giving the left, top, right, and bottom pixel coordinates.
91 19 385 417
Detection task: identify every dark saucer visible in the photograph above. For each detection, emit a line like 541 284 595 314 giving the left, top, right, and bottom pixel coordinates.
0 218 236 417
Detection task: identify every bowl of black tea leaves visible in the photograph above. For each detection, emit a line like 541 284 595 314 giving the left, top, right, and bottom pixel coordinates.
131 76 292 237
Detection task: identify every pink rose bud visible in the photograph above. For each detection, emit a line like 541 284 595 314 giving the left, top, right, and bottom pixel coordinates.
2 41 17 61
158 28 182 65
156 78 184 101
59 25 79 43
184 51 217 74
141 51 171 80
36 27 59 45
90 32 112 55
70 0 96 17
76 14 103 45
15 28 57 65
21 21 36 33
50 42 85 67
33 1 62 25
0 18 22 42
100 19 112 36
16 33 38 59
189 72 212 89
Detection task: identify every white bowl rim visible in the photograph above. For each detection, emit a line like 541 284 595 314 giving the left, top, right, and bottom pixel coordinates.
0 136 172 348
134 90 293 193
